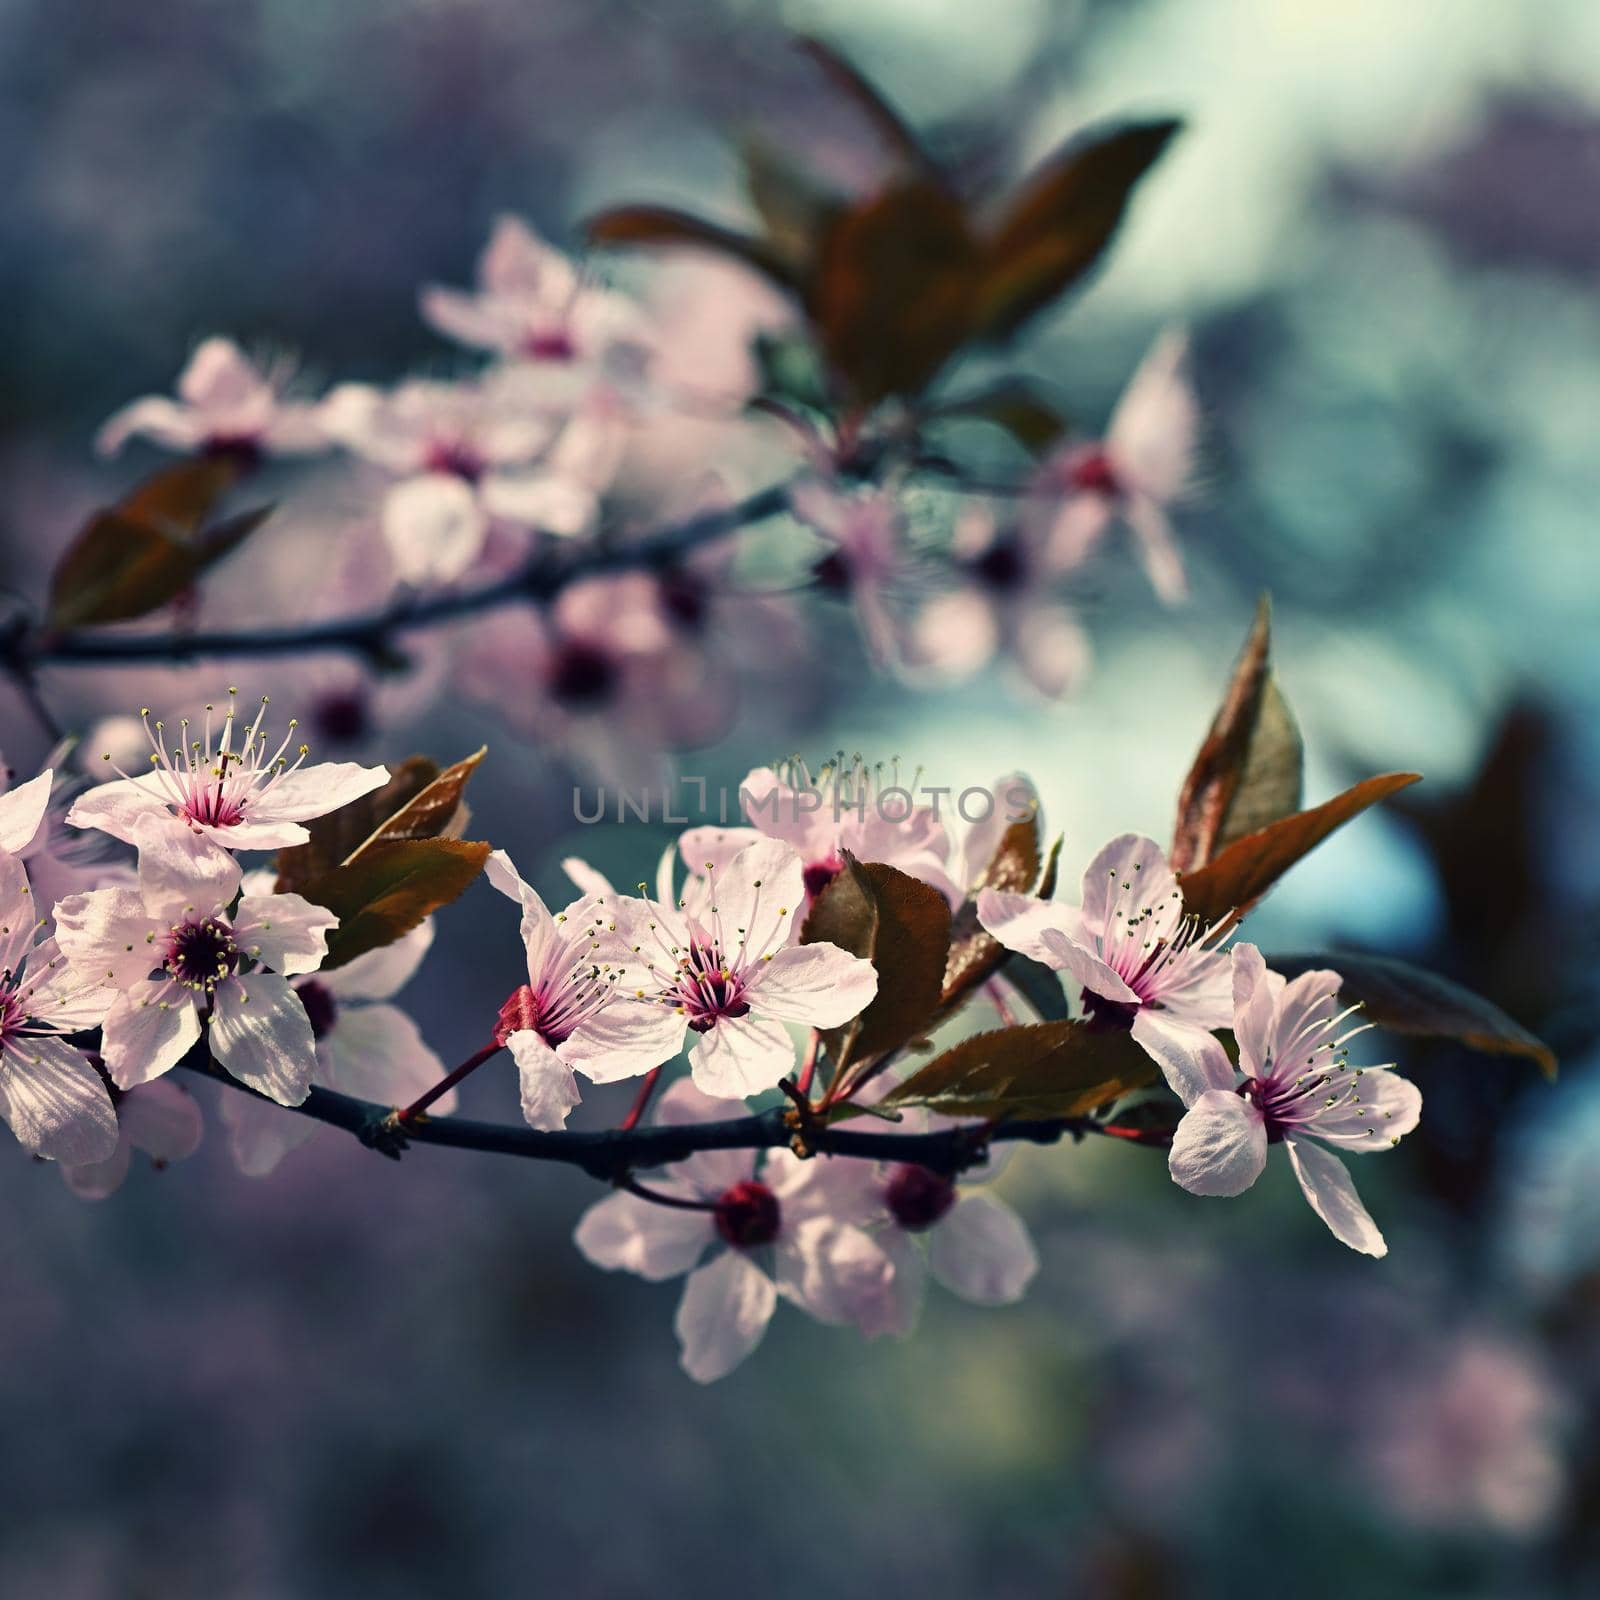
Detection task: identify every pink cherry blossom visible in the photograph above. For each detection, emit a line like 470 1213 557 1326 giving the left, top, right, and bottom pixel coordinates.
677 757 958 907
485 852 684 1130
95 337 329 461
219 919 455 1175
0 758 132 907
602 837 879 1099
53 818 338 1105
0 852 119 1164
420 214 652 380
66 691 389 855
0 764 52 855
1024 328 1197 604
1139 943 1422 1255
978 832 1232 1057
61 1076 204 1200
573 1079 897 1382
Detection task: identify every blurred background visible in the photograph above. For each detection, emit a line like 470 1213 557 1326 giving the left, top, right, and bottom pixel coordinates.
3 0 1600 1594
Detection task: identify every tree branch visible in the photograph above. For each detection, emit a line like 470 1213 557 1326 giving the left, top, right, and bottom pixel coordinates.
17 481 794 669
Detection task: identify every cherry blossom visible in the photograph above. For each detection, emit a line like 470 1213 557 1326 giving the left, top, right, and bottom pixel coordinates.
1138 943 1421 1255
95 337 329 461
485 852 683 1130
420 214 652 381
0 852 119 1164
0 757 132 908
219 919 457 1175
601 837 879 1099
61 1076 204 1200
66 691 389 856
1025 329 1197 604
53 817 338 1104
573 1079 898 1382
978 832 1232 1058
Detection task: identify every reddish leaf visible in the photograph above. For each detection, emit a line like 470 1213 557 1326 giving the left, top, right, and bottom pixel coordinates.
740 135 843 274
344 746 486 859
940 810 1044 1009
1180 772 1421 925
1171 597 1303 872
1271 952 1557 1080
584 205 797 287
926 380 1070 455
881 1019 1155 1121
794 36 932 174
976 119 1182 340
275 755 442 890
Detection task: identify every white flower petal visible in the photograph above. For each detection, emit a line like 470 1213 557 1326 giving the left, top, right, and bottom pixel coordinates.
688 1013 794 1100
319 1004 449 1111
383 473 488 585
1130 1009 1236 1108
0 768 52 853
573 1188 713 1282
231 892 338 977
319 921 433 1002
1285 1135 1388 1257
506 1030 582 1130
1167 1089 1268 1197
561 1000 685 1085
119 1077 204 1161
252 762 390 825
218 1090 319 1177
753 943 878 1029
209 973 317 1106
100 979 201 1088
674 1251 777 1383
0 1035 119 1163
927 1192 1039 1305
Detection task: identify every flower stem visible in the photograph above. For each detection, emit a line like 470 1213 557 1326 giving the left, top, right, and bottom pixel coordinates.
618 1066 663 1132
618 1175 718 1212
396 1041 502 1125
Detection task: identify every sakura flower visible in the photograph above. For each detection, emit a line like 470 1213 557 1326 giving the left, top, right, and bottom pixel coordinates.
61 1076 203 1200
978 832 1232 1059
573 1079 897 1383
53 818 337 1105
0 764 52 854
1140 943 1421 1256
677 757 958 906
485 852 683 1130
67 691 389 855
604 838 879 1100
420 214 652 381
789 477 915 666
1025 329 1197 604
0 853 119 1164
0 755 132 907
906 501 1091 699
95 337 329 462
219 921 454 1174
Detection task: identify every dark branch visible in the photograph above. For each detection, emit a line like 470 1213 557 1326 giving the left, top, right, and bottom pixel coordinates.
19 481 794 668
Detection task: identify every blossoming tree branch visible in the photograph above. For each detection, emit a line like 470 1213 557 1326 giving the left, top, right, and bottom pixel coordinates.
0 40 1553 1382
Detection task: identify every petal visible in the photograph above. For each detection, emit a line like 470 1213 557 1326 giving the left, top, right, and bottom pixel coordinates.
1077 832 1180 940
133 815 241 920
506 1030 582 1130
59 1135 134 1200
561 1000 686 1085
752 943 878 1029
1309 1068 1422 1152
1231 943 1280 1078
1013 602 1092 699
1107 327 1197 507
209 973 317 1106
231 892 338 977
772 1216 896 1329
654 1076 749 1127
927 1192 1039 1305
119 1077 204 1161
688 1013 795 1100
1124 493 1189 605
100 979 201 1088
217 1090 318 1177
1272 966 1345 1066
975 887 1084 969
319 921 433 1002
674 1251 777 1383
383 473 488 585
0 853 37 975
708 837 805 936
573 1188 713 1282
0 1035 120 1163
0 769 52 853
252 762 390 824
677 825 762 879
64 776 172 847
1167 1090 1267 1197
1130 1009 1236 1108
94 396 196 457
52 886 159 990
1285 1136 1388 1257
1038 926 1141 1005
958 772 1039 892
319 1004 449 1110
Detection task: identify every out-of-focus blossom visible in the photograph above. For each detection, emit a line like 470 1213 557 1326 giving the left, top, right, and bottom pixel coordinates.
0 754 132 908
0 852 119 1164
54 818 336 1105
1025 329 1197 604
1140 944 1421 1256
96 338 329 461
602 838 879 1099
0 765 52 854
906 501 1091 698
573 1079 897 1383
485 852 684 1130
420 214 652 384
978 831 1232 1053
62 1076 203 1199
219 921 453 1174
67 692 388 857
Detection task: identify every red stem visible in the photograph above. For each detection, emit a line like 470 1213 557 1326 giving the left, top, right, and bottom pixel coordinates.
396 1041 502 1125
618 1066 663 1132
795 1031 821 1097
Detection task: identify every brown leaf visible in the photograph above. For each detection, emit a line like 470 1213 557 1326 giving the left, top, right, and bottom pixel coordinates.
976 119 1182 341
793 36 932 174
1171 597 1303 872
1180 772 1421 925
740 135 843 274
808 181 981 404
275 755 442 891
939 809 1043 1009
1271 952 1557 1080
343 746 486 861
926 380 1070 455
881 1019 1155 1121
584 205 798 287
801 854 952 1070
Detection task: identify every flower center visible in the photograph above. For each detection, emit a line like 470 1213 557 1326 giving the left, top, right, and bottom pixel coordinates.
885 1164 958 1231
181 779 247 828
495 981 572 1048
296 979 338 1040
714 1180 781 1249
165 917 239 992
312 690 371 746
972 540 1026 591
1069 448 1121 497
676 939 751 1032
0 987 23 1040
202 434 265 471
425 441 486 482
658 569 708 631
523 328 577 362
549 642 619 708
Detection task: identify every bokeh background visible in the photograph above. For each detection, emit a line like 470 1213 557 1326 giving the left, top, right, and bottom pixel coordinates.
4 0 1600 1595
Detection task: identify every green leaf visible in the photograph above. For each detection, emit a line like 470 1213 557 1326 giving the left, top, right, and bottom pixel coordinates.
305 839 492 970
1171 597 1304 872
975 119 1182 341
1180 772 1421 925
882 1019 1155 1121
801 853 952 1070
1271 952 1557 1080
